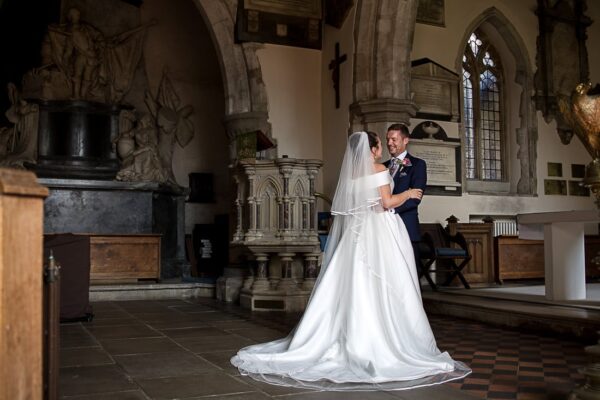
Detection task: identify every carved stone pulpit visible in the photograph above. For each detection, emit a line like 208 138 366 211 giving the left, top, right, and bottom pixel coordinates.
231 156 322 311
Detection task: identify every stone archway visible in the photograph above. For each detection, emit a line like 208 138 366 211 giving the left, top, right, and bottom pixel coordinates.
191 0 272 160
350 0 419 134
456 7 538 195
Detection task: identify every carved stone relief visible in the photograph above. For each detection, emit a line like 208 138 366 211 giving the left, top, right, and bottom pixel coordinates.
115 70 195 186
23 7 152 104
534 0 591 144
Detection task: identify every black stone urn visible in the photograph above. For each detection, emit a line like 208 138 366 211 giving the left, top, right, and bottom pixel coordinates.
31 99 131 180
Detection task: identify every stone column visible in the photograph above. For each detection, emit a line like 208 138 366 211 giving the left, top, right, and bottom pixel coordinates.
350 0 419 141
301 197 309 238
306 160 323 238
232 174 244 241
242 256 255 290
277 158 294 240
302 253 320 291
277 252 297 292
245 166 258 240
251 253 270 291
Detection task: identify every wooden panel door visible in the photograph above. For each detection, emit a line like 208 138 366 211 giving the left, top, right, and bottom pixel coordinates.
455 223 495 285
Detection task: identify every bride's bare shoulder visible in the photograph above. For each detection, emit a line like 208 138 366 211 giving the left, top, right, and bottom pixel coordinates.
373 163 387 173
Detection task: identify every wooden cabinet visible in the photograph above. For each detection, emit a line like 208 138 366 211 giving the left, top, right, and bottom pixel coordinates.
452 223 495 285
495 236 544 282
496 235 600 282
89 234 161 283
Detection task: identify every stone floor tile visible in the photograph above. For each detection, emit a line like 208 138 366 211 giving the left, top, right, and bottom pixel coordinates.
100 337 183 355
85 324 162 340
235 375 319 396
59 365 138 397
60 347 114 368
85 318 140 327
207 320 268 330
146 319 212 330
61 326 100 349
113 351 219 379
136 372 255 399
174 333 255 353
159 326 226 339
166 304 215 313
89 310 133 320
226 327 286 342
60 389 148 399
196 350 241 375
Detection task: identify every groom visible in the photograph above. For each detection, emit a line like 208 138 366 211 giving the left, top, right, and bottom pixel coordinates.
384 123 427 273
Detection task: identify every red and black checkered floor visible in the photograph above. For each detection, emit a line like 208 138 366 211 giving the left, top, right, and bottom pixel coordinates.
213 300 588 399
431 317 586 399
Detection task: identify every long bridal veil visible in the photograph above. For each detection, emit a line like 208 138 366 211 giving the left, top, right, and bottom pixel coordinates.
231 132 471 391
319 132 380 278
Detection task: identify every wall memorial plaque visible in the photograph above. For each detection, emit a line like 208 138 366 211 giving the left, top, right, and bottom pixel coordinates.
544 179 567 195
237 0 322 49
411 58 460 122
408 121 461 196
416 0 445 27
547 162 563 177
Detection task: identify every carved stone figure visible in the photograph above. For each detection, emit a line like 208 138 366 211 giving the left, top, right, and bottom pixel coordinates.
144 70 195 185
115 109 136 160
49 8 105 99
116 114 166 182
0 83 39 167
33 7 153 103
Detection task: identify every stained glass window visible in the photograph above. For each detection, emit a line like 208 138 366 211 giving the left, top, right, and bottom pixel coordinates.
462 31 504 181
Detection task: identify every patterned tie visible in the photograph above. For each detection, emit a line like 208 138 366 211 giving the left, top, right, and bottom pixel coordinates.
389 157 400 177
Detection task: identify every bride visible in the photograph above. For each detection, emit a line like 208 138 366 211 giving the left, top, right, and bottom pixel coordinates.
231 131 471 391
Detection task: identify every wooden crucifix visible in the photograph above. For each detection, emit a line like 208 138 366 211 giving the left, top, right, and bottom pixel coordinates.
329 42 347 109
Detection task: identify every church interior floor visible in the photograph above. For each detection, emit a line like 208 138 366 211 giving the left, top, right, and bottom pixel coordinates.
58 297 588 400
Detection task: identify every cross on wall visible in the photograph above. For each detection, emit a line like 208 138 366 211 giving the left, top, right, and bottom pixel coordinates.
328 42 347 109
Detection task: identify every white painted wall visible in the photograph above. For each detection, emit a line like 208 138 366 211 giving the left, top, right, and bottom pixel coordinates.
257 44 322 160
321 6 356 207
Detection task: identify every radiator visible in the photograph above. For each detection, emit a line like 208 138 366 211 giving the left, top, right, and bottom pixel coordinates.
493 220 518 237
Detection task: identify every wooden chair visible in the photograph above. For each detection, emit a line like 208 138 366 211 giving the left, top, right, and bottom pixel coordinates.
418 223 472 290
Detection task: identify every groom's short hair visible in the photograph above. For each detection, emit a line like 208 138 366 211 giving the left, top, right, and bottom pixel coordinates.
387 123 410 138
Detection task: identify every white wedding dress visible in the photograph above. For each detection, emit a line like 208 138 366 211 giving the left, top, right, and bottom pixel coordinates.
231 133 471 391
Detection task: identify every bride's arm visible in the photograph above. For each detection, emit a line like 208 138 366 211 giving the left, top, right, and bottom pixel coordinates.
373 164 423 209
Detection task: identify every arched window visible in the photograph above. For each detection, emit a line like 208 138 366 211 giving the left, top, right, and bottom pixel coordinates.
462 31 504 181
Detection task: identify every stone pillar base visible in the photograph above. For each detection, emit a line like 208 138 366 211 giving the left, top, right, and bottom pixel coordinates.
216 276 244 303
239 288 311 312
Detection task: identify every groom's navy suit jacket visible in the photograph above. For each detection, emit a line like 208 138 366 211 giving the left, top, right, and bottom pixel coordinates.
384 153 427 241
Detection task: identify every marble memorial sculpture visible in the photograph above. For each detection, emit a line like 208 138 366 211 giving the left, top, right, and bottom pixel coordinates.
25 7 152 103
0 7 153 173
0 83 39 168
115 70 194 185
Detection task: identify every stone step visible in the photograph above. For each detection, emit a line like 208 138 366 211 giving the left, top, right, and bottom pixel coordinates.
90 282 215 301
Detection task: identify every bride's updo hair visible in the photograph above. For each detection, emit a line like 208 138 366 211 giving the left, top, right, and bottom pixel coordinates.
365 131 379 150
